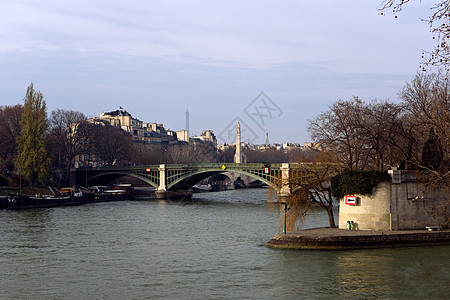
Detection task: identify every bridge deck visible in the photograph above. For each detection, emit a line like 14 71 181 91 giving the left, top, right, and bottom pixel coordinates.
75 163 338 193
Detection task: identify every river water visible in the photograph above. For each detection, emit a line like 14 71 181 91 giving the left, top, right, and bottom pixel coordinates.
0 189 448 299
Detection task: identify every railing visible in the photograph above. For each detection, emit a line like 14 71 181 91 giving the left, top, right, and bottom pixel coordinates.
76 163 339 192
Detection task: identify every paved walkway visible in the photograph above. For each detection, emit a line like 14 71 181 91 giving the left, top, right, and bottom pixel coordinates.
266 227 450 250
284 227 448 236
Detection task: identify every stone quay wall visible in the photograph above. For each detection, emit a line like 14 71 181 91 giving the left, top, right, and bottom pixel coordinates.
339 171 448 231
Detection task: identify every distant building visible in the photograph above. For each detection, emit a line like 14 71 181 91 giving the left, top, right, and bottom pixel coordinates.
176 129 189 143
140 122 179 147
191 130 217 147
87 109 217 149
98 110 143 142
304 142 323 151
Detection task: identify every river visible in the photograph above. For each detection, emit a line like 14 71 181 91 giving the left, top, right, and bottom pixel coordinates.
0 189 448 299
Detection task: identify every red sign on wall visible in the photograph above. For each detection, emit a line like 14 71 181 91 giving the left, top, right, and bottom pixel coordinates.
345 195 357 205
146 168 151 172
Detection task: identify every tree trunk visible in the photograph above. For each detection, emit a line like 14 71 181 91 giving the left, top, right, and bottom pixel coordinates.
327 206 336 228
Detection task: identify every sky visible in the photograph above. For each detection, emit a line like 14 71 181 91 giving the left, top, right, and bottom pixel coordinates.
0 0 436 145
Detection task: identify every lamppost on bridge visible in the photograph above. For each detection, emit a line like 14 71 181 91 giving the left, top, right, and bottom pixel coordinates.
280 202 290 234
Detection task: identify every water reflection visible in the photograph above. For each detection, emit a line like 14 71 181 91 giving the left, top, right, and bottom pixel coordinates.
335 251 395 298
0 190 448 299
333 247 450 299
7 209 52 249
268 246 449 299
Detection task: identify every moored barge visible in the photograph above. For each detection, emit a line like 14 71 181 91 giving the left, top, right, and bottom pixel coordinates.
7 187 84 209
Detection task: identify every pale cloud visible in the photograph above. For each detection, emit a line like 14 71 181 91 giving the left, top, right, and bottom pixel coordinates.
0 0 437 143
0 0 431 67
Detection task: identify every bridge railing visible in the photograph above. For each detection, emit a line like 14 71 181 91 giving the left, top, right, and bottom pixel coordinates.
162 163 282 169
76 162 329 171
76 163 342 193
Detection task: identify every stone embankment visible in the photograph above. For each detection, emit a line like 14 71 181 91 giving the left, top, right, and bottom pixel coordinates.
265 227 450 250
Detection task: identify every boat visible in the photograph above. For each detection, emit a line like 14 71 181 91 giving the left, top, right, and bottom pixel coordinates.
7 187 84 209
81 184 134 202
0 196 8 209
192 183 212 193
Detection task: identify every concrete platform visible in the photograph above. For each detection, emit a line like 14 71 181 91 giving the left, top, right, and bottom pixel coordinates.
265 227 450 250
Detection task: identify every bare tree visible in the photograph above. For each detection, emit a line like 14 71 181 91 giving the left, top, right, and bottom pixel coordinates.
308 97 370 170
400 72 450 170
243 147 288 163
384 110 421 169
358 100 406 170
307 72 449 227
218 145 235 163
380 0 450 69
50 109 89 185
287 151 340 229
88 123 134 166
164 143 218 163
308 97 418 171
0 105 23 174
133 143 160 165
395 72 449 226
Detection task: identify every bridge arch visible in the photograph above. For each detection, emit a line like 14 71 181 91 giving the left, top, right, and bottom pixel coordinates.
166 168 276 191
84 172 159 189
76 163 340 199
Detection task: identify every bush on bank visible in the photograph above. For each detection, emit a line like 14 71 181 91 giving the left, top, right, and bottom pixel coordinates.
331 169 392 199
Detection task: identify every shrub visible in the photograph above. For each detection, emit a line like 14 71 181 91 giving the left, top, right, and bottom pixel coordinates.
331 169 392 199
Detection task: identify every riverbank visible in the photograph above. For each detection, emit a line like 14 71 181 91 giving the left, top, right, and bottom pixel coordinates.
265 227 450 250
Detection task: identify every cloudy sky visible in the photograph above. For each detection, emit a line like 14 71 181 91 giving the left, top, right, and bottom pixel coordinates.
0 0 435 144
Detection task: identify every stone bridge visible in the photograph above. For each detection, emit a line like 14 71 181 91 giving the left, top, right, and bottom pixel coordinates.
75 163 331 198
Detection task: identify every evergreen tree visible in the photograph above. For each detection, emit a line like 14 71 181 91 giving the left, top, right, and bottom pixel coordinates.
421 128 444 171
15 83 52 186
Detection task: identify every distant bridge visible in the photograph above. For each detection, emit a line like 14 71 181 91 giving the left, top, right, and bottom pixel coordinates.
75 163 335 198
